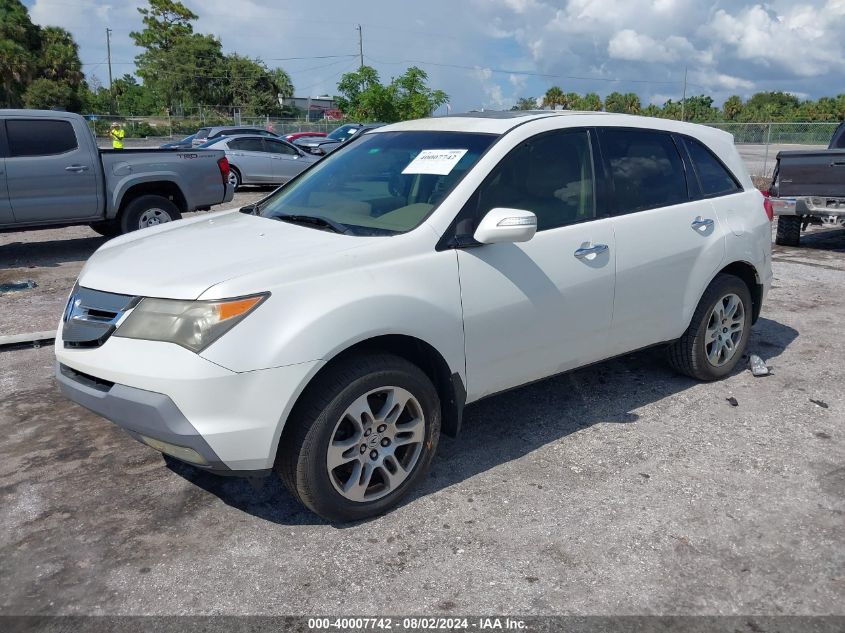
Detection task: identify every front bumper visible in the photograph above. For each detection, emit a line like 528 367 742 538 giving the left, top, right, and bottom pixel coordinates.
55 333 323 472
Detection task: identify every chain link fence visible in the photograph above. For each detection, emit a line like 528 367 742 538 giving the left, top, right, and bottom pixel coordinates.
86 115 840 179
86 114 345 146
701 122 838 179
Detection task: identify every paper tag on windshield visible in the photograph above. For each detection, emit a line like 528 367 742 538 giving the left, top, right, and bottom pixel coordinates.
402 149 468 175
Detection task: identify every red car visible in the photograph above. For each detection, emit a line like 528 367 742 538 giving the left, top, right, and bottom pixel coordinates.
285 132 327 142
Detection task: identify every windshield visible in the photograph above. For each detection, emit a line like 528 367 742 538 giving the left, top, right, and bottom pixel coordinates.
258 131 497 236
197 138 223 148
327 124 361 142
195 127 210 140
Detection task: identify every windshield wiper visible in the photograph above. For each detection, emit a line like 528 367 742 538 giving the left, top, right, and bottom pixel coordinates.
274 214 350 234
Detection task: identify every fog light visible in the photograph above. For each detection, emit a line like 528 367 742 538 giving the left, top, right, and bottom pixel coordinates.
140 435 208 465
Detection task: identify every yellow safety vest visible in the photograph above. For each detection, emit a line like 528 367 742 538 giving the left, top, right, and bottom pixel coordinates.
110 128 125 149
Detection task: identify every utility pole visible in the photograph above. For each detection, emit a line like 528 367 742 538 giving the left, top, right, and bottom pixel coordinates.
105 28 114 113
356 24 364 69
680 66 687 122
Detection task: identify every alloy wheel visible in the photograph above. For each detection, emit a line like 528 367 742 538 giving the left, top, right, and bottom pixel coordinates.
704 293 745 367
326 386 425 502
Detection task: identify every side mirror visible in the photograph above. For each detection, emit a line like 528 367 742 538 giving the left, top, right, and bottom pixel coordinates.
473 208 537 244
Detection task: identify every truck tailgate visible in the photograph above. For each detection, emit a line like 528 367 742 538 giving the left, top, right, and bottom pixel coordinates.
774 149 845 197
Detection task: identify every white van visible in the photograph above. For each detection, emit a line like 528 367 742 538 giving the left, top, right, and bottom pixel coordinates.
56 111 773 521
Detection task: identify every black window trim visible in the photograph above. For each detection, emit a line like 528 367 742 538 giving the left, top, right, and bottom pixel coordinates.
676 133 744 200
5 118 79 158
438 126 601 250
0 121 9 158
596 126 694 217
263 138 299 156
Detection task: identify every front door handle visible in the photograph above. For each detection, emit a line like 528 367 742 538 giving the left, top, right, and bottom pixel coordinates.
691 217 714 230
65 165 89 172
574 243 609 259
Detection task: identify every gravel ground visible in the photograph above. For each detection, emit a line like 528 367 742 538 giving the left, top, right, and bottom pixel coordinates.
0 197 843 616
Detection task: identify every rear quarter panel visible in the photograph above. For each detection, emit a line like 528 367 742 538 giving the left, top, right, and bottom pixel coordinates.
100 149 228 217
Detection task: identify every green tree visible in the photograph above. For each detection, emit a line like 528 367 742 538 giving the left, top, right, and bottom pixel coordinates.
23 77 80 110
642 103 661 117
542 85 564 109
723 95 743 121
578 92 602 111
0 0 41 107
604 91 626 113
336 65 447 122
336 66 393 121
270 67 294 100
131 0 220 110
39 27 83 85
622 92 641 114
390 66 448 120
511 96 537 110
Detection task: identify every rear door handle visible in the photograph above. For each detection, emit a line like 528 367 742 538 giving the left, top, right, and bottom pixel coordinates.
574 243 609 259
691 217 714 230
65 165 89 172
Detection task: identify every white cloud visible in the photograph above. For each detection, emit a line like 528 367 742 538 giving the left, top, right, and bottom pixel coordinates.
23 0 845 112
608 30 676 62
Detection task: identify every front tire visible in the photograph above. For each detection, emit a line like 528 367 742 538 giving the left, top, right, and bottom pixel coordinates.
277 353 441 522
119 195 181 234
667 274 752 381
775 215 801 246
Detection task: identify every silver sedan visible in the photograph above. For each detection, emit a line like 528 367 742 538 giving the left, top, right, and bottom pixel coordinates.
200 135 319 189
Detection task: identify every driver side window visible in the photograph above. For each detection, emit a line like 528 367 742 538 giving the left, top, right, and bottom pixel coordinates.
465 129 595 234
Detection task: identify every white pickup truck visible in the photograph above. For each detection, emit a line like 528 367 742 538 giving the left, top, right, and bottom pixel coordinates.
0 109 234 236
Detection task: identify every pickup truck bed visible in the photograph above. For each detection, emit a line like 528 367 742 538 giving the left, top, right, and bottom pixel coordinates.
769 122 845 246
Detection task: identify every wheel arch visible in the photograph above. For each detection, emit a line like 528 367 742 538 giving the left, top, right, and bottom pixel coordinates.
717 260 763 324
117 181 188 217
278 334 466 460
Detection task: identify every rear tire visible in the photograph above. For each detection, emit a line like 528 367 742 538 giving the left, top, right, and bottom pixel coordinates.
277 353 441 522
119 195 181 234
227 167 241 190
775 215 801 246
667 274 752 381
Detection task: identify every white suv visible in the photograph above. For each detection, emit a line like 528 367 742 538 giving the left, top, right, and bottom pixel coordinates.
56 111 773 521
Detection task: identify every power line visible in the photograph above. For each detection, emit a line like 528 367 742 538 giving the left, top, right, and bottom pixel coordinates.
364 54 708 89
81 54 358 65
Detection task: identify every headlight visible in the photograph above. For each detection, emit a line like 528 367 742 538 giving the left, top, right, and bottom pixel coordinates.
115 293 268 353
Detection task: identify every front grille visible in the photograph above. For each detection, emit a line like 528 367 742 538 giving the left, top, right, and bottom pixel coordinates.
59 364 115 391
62 286 139 349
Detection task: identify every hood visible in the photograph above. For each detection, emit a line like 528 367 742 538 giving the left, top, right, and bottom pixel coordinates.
77 210 376 300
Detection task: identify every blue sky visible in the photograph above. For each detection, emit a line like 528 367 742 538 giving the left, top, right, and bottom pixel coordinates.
24 0 845 112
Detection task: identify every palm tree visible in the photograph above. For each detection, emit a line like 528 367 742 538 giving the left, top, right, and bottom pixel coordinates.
270 67 294 100
604 91 625 113
542 86 564 109
723 95 743 120
0 39 34 107
622 92 641 114
39 27 83 85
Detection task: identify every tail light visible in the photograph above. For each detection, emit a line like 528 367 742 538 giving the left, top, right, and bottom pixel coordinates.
761 191 774 222
217 156 230 185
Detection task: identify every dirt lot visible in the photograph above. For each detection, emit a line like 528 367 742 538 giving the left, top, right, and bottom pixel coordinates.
1 194 843 616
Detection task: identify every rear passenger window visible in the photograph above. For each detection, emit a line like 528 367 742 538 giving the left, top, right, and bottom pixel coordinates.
473 129 595 232
683 137 741 196
599 128 688 214
229 138 265 152
7 119 78 157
